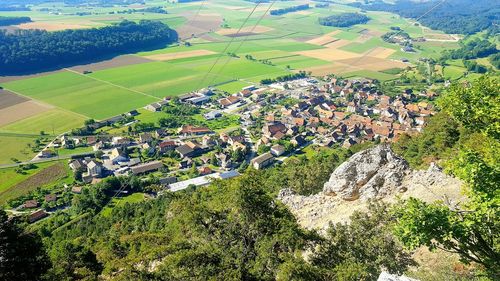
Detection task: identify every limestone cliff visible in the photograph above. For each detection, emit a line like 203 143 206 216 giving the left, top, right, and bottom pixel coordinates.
278 145 463 230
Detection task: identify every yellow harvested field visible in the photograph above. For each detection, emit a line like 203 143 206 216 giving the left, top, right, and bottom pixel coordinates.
324 39 352 49
355 34 372 43
217 25 274 35
304 56 406 76
304 63 359 76
294 11 314 15
295 48 362 61
16 22 91 31
336 57 407 71
0 101 51 127
144 50 218 61
368 47 396 59
360 29 384 37
306 30 341 46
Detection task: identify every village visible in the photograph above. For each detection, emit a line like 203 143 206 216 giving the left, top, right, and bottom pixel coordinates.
18 75 437 222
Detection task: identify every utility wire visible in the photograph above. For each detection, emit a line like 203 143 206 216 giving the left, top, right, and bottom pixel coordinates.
207 0 277 86
195 2 262 90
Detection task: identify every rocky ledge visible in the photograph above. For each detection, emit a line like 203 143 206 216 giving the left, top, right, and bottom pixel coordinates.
278 145 463 230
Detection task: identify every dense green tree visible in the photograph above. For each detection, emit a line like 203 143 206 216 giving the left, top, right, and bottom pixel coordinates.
438 76 499 140
0 20 177 74
393 76 500 279
319 13 370 27
0 210 50 281
311 203 415 280
353 0 498 34
45 242 102 281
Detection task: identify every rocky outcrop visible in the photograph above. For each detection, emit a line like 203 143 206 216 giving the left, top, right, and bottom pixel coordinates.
278 145 463 230
323 145 410 200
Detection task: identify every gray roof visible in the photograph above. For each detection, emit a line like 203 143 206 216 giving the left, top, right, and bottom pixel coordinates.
251 152 274 165
176 144 194 156
131 161 163 175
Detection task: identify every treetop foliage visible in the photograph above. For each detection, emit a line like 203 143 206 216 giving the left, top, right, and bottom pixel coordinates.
393 76 500 278
318 13 370 27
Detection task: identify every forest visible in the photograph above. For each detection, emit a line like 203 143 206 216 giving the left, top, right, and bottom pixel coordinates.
0 20 177 74
318 13 370 27
270 4 309 16
352 0 499 34
0 16 31 26
442 39 498 60
1 77 498 281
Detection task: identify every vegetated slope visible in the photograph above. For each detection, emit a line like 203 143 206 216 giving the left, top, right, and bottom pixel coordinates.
0 20 178 75
27 167 414 280
351 0 500 34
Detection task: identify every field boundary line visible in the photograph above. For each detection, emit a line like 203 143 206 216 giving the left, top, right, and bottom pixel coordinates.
1 87 90 120
63 68 161 101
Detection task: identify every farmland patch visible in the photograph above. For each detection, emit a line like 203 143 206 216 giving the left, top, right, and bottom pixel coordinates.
217 25 274 36
0 101 51 127
0 109 86 134
369 47 397 59
0 162 70 204
305 30 341 46
177 13 223 39
0 90 28 110
3 71 157 119
144 50 218 61
68 55 153 73
15 21 92 31
295 48 362 61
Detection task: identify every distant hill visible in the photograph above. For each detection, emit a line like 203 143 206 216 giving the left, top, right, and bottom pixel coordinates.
351 0 499 34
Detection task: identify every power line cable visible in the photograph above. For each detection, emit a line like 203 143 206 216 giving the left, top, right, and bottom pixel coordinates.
195 2 262 90
207 0 278 86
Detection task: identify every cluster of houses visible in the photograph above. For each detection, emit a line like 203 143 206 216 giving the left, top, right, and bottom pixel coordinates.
64 76 436 186
235 77 436 161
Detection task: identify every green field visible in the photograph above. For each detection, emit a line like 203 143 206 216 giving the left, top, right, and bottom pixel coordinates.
3 71 159 119
0 135 39 164
0 109 86 135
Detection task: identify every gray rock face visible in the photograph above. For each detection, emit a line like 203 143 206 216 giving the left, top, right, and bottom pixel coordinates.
323 145 409 200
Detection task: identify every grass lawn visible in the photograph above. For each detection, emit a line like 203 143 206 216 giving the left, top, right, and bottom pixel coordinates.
101 193 146 217
333 31 360 41
0 135 39 164
56 146 94 156
0 109 86 135
443 65 465 80
216 80 253 94
3 71 158 120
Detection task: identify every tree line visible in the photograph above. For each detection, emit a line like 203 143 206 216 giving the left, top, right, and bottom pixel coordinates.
0 16 31 26
270 4 309 16
261 71 308 85
318 13 370 27
0 20 178 74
